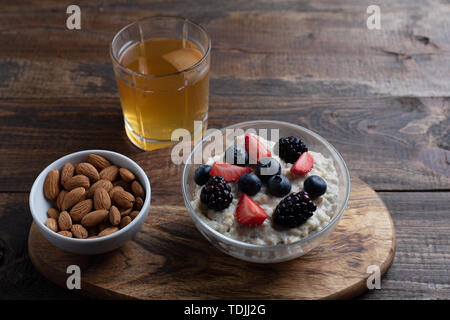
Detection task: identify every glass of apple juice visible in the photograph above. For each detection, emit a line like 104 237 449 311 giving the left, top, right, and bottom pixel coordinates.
110 16 210 150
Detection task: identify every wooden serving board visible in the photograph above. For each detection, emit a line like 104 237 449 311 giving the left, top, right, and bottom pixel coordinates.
28 147 395 299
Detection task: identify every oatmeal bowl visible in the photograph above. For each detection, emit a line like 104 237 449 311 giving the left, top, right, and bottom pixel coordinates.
182 120 350 263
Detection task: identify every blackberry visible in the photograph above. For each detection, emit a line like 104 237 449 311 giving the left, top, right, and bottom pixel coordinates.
200 176 233 211
278 136 308 164
273 191 317 228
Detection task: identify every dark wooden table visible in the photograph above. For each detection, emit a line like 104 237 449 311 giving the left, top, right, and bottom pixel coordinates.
0 0 448 300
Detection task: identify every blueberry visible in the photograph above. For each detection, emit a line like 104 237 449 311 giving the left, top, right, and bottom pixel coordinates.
238 173 262 196
267 175 291 197
304 175 327 198
194 165 211 186
224 145 249 166
256 157 281 182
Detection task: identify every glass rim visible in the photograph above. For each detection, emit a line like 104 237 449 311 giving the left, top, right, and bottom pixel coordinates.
110 15 211 79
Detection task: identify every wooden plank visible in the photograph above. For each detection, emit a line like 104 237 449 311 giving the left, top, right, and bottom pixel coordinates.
2 52 449 98
2 6 449 57
0 7 449 98
360 191 450 299
0 97 448 192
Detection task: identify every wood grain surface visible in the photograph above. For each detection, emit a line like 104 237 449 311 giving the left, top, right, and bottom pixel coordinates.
27 147 395 299
0 0 449 299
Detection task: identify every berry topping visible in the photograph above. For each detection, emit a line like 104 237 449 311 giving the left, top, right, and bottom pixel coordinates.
209 161 252 183
238 173 262 196
273 191 317 228
278 136 308 164
256 157 281 182
267 175 292 197
236 193 267 227
245 133 271 162
290 152 314 175
304 175 327 198
224 145 249 166
194 165 211 186
200 176 233 211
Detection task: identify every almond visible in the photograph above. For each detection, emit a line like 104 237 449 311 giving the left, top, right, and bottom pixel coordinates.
109 186 124 198
129 210 139 220
76 162 100 182
45 217 58 232
131 180 145 198
94 188 111 210
98 227 118 237
64 174 90 191
81 209 109 228
58 231 72 238
119 216 132 229
56 190 67 211
71 224 88 239
58 211 72 231
99 165 119 182
109 206 121 226
88 226 99 237
113 189 135 209
119 168 135 182
61 187 86 211
88 179 113 198
60 163 74 186
44 169 60 200
69 199 93 222
87 154 111 171
113 180 132 192
47 208 59 219
134 197 143 211
120 207 132 217
98 222 108 232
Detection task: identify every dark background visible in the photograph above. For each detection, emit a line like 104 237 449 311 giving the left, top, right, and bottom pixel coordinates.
0 0 449 299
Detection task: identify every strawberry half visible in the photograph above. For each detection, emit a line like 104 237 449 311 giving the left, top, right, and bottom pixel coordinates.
290 152 314 174
209 161 251 182
245 133 271 162
236 193 267 227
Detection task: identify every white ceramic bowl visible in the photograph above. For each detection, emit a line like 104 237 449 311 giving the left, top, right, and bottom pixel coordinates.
29 150 151 255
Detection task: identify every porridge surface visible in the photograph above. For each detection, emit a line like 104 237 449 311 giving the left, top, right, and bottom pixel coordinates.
190 135 339 245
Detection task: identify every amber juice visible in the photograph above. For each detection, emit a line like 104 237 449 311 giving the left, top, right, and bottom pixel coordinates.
114 38 209 150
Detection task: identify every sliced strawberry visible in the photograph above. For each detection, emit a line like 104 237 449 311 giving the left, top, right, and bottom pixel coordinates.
209 161 251 182
236 193 267 227
290 152 314 174
245 133 271 162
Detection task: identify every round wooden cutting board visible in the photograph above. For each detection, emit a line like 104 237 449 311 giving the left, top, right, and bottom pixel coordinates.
28 147 395 299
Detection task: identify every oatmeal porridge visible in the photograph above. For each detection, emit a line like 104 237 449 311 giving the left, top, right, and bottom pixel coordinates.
190 133 339 245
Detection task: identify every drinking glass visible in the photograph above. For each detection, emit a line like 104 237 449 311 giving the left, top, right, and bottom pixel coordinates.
111 16 211 150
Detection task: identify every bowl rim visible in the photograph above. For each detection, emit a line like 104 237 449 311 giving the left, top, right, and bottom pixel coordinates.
29 149 151 243
182 120 351 251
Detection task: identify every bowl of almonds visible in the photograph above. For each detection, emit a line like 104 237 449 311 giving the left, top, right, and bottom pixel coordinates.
29 150 151 254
